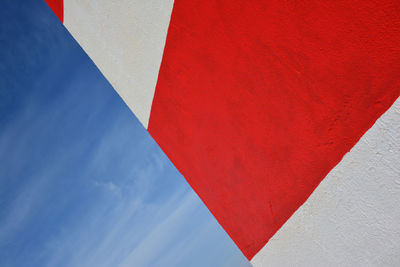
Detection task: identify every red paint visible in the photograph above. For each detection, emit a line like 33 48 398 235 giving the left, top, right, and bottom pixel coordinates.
149 0 400 259
44 0 63 22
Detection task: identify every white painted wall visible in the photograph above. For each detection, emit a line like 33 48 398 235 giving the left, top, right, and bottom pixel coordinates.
252 97 400 267
63 0 174 128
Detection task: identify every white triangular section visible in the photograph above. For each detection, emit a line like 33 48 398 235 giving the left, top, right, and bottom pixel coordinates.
63 0 174 128
252 97 400 266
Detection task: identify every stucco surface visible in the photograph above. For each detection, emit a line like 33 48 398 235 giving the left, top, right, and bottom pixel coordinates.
252 97 400 267
63 0 174 127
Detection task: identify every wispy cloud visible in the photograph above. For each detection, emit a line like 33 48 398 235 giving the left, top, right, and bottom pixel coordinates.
0 1 250 266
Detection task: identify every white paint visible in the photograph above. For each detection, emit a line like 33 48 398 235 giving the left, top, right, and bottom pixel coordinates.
252 97 400 267
63 0 174 128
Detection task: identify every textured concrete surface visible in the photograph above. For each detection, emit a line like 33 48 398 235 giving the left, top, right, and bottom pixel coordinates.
252 97 400 266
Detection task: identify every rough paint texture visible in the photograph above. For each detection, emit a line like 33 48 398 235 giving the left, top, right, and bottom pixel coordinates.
149 0 400 259
252 98 400 266
63 0 174 127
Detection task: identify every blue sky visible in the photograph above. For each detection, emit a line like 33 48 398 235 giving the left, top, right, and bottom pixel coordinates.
0 1 250 266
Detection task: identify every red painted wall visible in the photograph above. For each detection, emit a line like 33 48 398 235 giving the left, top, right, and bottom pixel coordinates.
149 0 400 259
